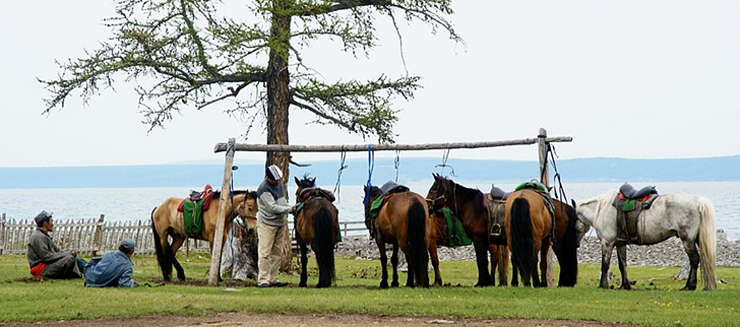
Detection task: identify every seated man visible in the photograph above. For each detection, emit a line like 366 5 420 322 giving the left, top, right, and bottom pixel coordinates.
27 210 84 279
84 239 135 288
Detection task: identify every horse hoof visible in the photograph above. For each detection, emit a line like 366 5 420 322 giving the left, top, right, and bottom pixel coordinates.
391 281 399 288
299 282 307 288
379 282 389 289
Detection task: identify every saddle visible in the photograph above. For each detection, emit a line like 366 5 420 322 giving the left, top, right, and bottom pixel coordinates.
368 181 411 219
613 183 659 244
486 196 507 245
177 184 214 212
177 184 215 237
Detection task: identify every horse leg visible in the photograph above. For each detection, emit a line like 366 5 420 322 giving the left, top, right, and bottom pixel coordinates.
429 240 442 287
473 239 493 287
391 244 402 288
497 245 510 286
600 241 615 289
681 238 700 291
489 245 497 286
615 244 631 290
299 243 309 287
378 241 389 289
537 241 551 287
170 237 186 281
511 262 519 287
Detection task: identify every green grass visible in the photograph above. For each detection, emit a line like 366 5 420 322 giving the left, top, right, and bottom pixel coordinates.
1 253 739 326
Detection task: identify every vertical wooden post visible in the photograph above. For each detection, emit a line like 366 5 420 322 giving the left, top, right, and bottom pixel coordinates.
0 213 5 256
208 138 236 286
92 214 105 256
537 127 556 287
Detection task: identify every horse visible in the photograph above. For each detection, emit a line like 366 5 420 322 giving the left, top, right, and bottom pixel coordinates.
575 190 717 290
150 190 258 281
363 185 436 288
504 188 554 287
506 192 580 287
426 174 509 286
294 175 340 288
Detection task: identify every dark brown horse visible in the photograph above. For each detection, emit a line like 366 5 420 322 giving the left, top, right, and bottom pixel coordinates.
294 175 340 288
151 190 258 281
363 185 437 288
505 189 579 287
426 174 509 286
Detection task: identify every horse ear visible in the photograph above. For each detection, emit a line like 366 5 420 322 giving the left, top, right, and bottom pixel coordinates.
571 199 577 208
310 177 316 184
294 176 300 185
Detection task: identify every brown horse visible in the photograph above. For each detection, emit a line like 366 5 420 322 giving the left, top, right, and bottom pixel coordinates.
294 175 340 288
426 174 509 286
363 185 437 288
151 190 258 281
505 188 554 287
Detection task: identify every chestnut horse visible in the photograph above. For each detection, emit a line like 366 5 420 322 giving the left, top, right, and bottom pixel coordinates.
426 174 509 286
507 196 579 287
294 175 340 288
363 185 436 288
505 188 555 287
151 190 258 281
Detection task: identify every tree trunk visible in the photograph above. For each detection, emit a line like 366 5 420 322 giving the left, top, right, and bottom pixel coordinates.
266 0 294 272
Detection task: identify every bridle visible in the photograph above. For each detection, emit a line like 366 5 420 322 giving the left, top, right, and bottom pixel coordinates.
426 178 458 216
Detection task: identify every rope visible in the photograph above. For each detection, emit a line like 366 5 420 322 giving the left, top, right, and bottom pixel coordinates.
548 144 569 205
333 150 348 202
364 145 375 208
435 148 456 176
393 150 401 183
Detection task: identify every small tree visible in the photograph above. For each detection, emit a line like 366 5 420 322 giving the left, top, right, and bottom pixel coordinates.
40 0 460 270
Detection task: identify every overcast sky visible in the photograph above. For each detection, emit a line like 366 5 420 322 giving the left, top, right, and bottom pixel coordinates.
1 0 738 168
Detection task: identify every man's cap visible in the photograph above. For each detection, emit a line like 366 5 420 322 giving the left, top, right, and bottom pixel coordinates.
34 210 53 225
119 239 136 252
266 164 283 181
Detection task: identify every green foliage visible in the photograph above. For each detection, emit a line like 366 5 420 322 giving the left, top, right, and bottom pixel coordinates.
2 253 740 326
39 0 460 142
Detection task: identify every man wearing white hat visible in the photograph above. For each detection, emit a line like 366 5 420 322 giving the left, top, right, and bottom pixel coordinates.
255 164 296 287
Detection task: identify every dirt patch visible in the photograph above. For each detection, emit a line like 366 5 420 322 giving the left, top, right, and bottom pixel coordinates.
1 312 645 327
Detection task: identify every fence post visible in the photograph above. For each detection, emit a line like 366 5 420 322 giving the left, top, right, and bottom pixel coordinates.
208 137 235 286
92 214 105 256
537 127 556 288
0 213 5 256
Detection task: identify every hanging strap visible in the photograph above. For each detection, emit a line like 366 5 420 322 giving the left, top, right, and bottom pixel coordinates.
364 145 375 208
393 150 401 183
333 150 348 202
435 148 456 176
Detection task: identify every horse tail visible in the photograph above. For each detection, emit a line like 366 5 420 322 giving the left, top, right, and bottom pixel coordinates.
557 204 579 287
697 197 717 290
510 197 535 285
407 199 429 287
151 207 172 281
313 205 336 287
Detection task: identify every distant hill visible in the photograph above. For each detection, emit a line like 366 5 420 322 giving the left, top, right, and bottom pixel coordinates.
1 155 738 189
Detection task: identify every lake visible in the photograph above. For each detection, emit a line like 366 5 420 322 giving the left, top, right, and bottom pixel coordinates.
1 181 738 240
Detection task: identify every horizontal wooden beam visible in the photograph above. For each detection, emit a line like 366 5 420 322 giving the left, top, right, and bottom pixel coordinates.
213 136 572 153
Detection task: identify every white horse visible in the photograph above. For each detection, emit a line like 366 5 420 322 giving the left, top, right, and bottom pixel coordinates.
575 190 716 291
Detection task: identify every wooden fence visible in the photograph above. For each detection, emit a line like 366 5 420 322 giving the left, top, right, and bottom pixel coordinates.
0 213 367 256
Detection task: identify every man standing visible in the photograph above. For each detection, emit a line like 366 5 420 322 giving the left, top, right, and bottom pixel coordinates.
27 210 84 279
84 239 135 288
256 164 295 288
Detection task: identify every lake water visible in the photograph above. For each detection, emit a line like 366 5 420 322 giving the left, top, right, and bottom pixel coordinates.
1 181 738 240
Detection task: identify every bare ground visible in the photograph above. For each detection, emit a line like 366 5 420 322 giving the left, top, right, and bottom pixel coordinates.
1 312 645 327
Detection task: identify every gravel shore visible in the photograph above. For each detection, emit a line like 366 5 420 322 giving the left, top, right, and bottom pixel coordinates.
337 229 740 267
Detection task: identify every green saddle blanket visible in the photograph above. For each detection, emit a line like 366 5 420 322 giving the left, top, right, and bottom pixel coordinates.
440 207 472 247
514 180 548 193
182 198 207 236
369 196 386 219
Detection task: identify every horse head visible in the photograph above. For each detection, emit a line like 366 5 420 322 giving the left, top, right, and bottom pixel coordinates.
234 191 258 231
425 173 451 212
362 185 383 237
295 174 317 194
574 197 597 247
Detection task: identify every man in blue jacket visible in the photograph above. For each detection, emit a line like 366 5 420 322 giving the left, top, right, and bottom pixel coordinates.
84 239 135 288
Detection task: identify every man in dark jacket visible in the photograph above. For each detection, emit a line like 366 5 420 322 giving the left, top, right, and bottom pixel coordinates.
27 210 84 279
84 239 135 288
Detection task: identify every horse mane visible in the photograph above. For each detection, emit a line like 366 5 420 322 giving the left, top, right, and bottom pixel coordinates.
439 176 484 213
593 189 619 225
296 173 317 189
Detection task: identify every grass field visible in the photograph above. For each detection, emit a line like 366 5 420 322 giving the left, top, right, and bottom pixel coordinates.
1 252 739 326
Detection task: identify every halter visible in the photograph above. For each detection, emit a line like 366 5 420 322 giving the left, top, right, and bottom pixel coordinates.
426 177 458 216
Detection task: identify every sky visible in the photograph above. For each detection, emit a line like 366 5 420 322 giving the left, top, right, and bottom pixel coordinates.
1 0 738 168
